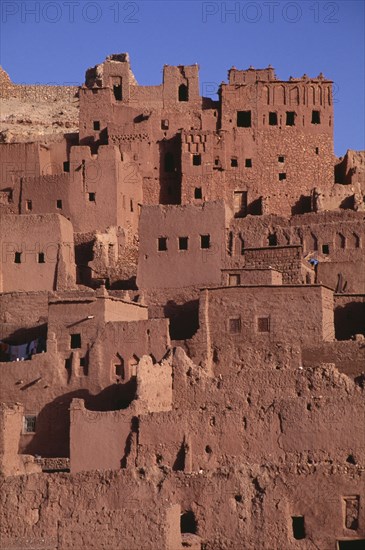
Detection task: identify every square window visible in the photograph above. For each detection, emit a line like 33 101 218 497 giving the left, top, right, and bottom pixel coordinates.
269 112 278 125
228 274 241 286
70 333 81 349
200 234 210 249
38 252 45 264
279 173 286 181
231 158 238 167
158 237 168 251
322 244 329 254
14 252 21 264
245 158 252 168
179 237 189 250
229 317 241 334
23 415 36 434
237 110 251 127
278 156 285 163
63 161 70 172
257 317 270 333
286 111 296 126
214 157 220 166
161 119 169 130
193 154 201 166
194 187 202 199
88 192 96 202
26 200 32 211
312 110 321 124
93 121 100 131
56 199 63 209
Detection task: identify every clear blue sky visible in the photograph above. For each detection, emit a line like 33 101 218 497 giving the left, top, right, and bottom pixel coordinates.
1 0 364 156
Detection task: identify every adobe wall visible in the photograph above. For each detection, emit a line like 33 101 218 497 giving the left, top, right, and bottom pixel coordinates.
221 268 283 286
0 291 49 341
0 214 76 292
137 201 230 290
302 340 365 377
243 245 304 283
334 294 365 340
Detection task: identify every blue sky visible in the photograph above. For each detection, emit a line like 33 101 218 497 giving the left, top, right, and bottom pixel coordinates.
1 0 364 156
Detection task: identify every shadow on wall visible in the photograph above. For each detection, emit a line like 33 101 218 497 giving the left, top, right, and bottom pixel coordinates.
335 302 365 340
291 195 312 215
164 300 199 340
22 381 137 458
159 137 181 205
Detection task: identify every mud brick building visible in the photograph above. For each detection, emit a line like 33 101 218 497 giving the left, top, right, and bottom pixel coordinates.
0 55 364 550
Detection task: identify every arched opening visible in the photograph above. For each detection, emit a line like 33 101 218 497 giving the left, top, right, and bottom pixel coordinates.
181 510 197 534
164 152 175 173
178 83 189 102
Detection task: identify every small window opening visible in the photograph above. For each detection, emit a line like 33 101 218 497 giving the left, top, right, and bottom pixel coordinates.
229 274 241 286
322 244 329 254
161 119 169 130
93 121 100 131
194 187 202 199
292 516 305 540
286 111 296 126
88 192 96 202
193 154 201 166
63 161 70 172
237 110 251 127
315 147 319 154
257 317 270 333
180 511 197 534
26 200 32 211
200 234 210 249
338 540 365 549
115 364 124 377
56 199 63 209
279 173 286 181
23 415 36 433
245 158 252 168
214 157 220 166
231 157 238 167
178 84 189 102
179 237 188 250
312 110 321 124
14 252 21 264
158 237 168 251
38 252 45 264
278 156 285 163
229 317 241 334
130 199 134 212
268 233 277 246
113 84 122 101
70 333 81 349
269 112 278 125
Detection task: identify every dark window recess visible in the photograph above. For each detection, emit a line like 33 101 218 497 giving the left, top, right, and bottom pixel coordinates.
338 541 365 550
130 199 134 212
14 252 21 264
237 110 251 127
158 237 168 251
193 154 201 166
214 157 220 166
26 200 32 211
194 187 202 199
229 317 241 334
322 244 329 254
268 233 277 246
88 192 96 202
286 111 296 126
161 119 169 130
278 156 285 163
269 112 278 125
38 252 45 264
312 110 321 124
231 158 238 167
292 516 305 540
257 317 270 333
93 121 100 131
56 199 63 209
24 415 36 433
115 364 124 377
164 152 175 172
279 173 286 181
245 158 252 168
178 84 188 102
180 511 197 534
70 333 81 349
63 161 70 172
315 147 319 154
113 84 122 101
179 237 188 250
200 234 210 249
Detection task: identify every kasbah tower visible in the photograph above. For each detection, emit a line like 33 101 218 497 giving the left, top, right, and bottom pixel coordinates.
0 54 364 550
